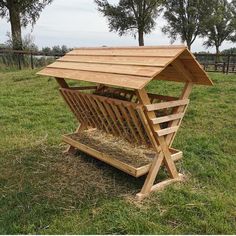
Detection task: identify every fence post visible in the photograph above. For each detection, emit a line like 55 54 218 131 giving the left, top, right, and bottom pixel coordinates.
18 53 22 70
226 55 230 74
222 62 226 73
30 53 34 69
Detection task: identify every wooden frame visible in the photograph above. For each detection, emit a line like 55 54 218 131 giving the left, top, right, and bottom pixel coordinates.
37 46 213 200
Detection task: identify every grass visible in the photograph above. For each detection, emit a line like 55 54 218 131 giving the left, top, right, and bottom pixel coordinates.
0 69 236 234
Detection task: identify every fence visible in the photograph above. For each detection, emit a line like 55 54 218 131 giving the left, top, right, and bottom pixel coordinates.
195 53 236 74
0 49 235 74
0 49 64 71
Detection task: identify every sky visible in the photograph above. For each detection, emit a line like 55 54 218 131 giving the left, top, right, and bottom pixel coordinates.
0 0 235 53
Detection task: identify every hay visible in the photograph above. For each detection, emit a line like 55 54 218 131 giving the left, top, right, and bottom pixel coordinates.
69 129 156 168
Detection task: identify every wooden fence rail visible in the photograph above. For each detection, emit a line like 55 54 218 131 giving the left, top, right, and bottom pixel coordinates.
0 49 235 74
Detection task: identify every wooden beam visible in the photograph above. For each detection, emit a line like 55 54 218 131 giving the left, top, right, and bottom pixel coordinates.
166 82 193 146
55 77 69 88
136 174 184 200
146 99 189 111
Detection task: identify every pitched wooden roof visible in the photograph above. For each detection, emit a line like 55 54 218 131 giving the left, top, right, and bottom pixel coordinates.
37 45 213 89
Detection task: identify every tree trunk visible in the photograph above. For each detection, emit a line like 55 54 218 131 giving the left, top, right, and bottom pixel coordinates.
8 0 23 50
216 45 220 56
138 29 144 46
215 45 220 71
186 40 191 51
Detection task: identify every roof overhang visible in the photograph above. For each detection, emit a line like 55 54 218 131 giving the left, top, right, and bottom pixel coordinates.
37 45 213 89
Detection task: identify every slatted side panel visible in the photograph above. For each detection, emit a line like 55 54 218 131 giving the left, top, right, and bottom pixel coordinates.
60 88 151 146
145 99 189 140
95 86 178 104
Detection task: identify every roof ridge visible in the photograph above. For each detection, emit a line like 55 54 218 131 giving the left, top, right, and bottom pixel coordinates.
74 45 187 50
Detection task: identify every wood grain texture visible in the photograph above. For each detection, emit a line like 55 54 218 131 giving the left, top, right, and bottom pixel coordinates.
48 61 161 77
38 67 151 89
37 46 213 88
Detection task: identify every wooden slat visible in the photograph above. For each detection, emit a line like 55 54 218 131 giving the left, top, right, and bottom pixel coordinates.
69 86 98 90
167 82 193 146
78 93 97 128
48 61 161 77
83 94 103 130
58 55 171 67
109 103 132 142
136 107 160 151
74 45 187 50
102 101 122 136
87 96 110 133
38 67 151 89
68 48 184 57
118 104 139 143
151 113 184 124
67 92 88 124
74 93 95 127
156 126 179 137
146 99 189 111
59 90 82 122
127 106 147 144
93 96 117 135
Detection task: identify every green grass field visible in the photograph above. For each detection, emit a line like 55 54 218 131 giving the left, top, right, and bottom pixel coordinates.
0 69 235 234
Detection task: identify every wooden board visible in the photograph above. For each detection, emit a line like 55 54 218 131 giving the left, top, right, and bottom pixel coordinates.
62 132 183 178
68 48 185 57
58 55 171 67
38 67 152 89
48 61 161 77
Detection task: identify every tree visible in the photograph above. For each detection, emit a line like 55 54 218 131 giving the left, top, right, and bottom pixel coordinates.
0 0 53 50
162 0 210 50
201 0 236 55
221 47 236 54
5 32 38 51
41 46 52 55
95 0 163 46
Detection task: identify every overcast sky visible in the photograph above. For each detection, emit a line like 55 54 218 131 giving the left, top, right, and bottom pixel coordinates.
0 0 234 52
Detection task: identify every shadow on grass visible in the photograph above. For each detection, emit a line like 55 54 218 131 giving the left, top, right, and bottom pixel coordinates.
0 143 148 233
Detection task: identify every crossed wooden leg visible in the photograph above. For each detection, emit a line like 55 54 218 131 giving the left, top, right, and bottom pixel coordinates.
136 148 184 200
135 86 192 200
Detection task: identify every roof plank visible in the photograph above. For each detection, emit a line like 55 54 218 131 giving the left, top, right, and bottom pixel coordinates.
48 61 161 77
68 48 184 57
37 67 152 89
57 55 171 67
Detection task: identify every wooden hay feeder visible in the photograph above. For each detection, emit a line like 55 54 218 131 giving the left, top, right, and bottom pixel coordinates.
37 45 213 200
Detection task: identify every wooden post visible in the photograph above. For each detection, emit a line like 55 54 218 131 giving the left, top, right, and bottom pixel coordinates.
30 53 34 69
17 53 22 70
222 62 225 74
226 55 230 74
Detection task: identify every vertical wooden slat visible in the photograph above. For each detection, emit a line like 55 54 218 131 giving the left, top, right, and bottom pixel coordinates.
83 94 103 130
109 103 132 142
62 90 83 122
75 93 94 127
118 104 139 143
128 106 147 144
78 93 97 127
93 97 117 135
87 96 110 132
67 91 84 117
72 92 89 124
102 101 122 136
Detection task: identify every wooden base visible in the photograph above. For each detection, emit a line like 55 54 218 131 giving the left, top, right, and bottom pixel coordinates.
62 132 182 178
136 173 185 200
